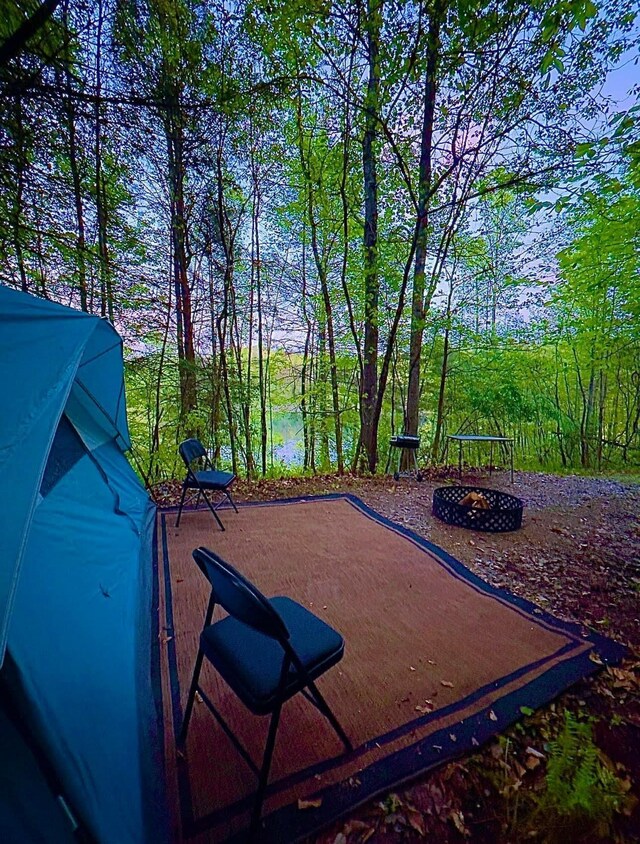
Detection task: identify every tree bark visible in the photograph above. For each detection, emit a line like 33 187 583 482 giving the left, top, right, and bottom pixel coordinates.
359 0 382 472
62 0 88 311
300 230 314 471
94 0 113 321
165 101 196 418
431 279 454 462
405 0 446 436
214 146 238 474
0 0 62 68
294 91 344 473
10 98 29 293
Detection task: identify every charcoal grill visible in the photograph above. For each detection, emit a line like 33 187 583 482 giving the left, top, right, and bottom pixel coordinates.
385 434 423 482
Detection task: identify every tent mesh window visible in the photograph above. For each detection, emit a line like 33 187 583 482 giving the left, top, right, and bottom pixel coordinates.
432 486 523 533
40 416 86 498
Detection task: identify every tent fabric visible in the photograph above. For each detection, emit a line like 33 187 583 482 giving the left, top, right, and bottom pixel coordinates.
0 286 130 662
0 700 77 844
0 285 165 844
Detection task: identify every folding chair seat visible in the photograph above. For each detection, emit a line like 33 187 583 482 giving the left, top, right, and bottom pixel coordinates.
201 596 345 714
175 438 238 531
180 547 352 839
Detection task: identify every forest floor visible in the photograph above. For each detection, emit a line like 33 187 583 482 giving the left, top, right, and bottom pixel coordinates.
154 469 640 844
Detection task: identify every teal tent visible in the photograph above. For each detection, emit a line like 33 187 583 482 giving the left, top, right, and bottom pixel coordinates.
0 285 165 843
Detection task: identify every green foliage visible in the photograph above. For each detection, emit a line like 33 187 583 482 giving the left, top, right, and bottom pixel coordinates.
531 711 633 841
1 0 639 481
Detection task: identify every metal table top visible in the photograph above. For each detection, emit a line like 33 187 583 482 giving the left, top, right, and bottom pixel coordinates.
447 434 513 443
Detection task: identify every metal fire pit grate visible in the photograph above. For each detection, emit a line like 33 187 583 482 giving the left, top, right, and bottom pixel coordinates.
432 485 523 533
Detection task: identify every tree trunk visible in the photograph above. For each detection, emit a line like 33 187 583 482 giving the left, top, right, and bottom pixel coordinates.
253 183 268 476
431 290 453 462
214 146 238 474
94 0 113 321
405 0 446 436
294 93 344 474
300 231 313 471
359 0 382 472
62 0 88 311
10 98 29 293
165 107 196 419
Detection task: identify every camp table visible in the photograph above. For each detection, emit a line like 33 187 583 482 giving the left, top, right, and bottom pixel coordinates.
446 434 514 483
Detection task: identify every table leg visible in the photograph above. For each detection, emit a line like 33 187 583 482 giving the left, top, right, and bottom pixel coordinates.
459 441 463 480
510 442 514 483
490 441 493 477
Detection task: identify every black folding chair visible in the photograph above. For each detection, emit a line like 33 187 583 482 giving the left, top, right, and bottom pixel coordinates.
179 547 352 838
175 438 238 531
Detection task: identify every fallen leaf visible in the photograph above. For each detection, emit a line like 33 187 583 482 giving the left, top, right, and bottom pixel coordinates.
441 680 454 688
342 820 375 841
450 809 470 836
609 667 638 690
415 704 433 714
407 807 426 837
489 710 498 721
525 746 545 758
297 798 322 810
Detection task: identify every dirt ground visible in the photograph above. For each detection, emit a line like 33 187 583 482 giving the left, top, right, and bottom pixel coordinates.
154 469 640 843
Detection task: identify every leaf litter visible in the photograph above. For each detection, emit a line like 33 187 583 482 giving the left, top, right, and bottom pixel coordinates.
154 470 640 842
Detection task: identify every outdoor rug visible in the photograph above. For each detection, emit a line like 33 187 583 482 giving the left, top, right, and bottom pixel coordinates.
155 494 625 843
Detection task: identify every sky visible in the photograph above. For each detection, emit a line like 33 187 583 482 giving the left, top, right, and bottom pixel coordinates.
599 47 640 106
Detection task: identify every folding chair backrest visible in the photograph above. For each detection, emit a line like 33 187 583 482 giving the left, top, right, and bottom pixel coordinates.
179 438 206 468
193 547 290 642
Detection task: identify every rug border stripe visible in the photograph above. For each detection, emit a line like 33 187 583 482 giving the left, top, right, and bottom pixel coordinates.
160 512 195 830
237 646 614 844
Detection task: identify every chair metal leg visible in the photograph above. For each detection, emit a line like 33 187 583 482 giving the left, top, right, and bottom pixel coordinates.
180 649 205 744
249 705 282 840
225 489 239 513
196 688 260 777
306 679 353 752
175 482 189 527
200 489 225 531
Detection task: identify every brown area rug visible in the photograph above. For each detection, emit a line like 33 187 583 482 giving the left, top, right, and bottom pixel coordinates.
156 494 625 843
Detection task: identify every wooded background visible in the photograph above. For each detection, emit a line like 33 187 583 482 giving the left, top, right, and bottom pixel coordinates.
1 0 638 482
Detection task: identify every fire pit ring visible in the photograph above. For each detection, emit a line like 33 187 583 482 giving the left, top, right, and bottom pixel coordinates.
432 485 523 533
